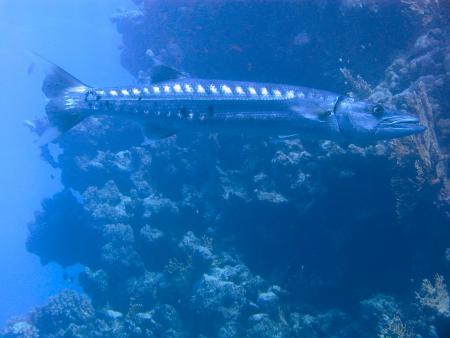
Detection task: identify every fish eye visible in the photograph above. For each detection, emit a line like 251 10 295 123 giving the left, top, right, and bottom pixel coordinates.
372 104 384 117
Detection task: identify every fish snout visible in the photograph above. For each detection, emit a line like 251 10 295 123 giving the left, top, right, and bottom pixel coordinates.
376 114 426 138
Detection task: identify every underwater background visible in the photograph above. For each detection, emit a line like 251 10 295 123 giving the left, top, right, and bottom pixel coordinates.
1 0 449 337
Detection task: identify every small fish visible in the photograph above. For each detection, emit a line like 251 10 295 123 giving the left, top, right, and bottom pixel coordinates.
229 44 244 53
27 62 36 75
29 53 425 145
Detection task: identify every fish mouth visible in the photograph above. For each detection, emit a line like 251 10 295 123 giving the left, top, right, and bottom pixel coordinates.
376 116 426 137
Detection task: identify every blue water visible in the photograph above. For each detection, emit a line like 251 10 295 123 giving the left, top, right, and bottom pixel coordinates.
0 0 132 325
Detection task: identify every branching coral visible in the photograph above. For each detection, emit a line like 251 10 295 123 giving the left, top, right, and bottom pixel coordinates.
409 84 449 208
401 0 443 26
340 67 373 97
388 82 449 220
378 314 414 338
416 274 450 317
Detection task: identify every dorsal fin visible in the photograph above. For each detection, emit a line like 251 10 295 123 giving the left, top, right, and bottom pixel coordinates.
150 64 188 83
146 49 189 83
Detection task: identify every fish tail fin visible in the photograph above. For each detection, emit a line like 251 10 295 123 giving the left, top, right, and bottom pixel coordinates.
28 52 91 143
29 51 89 98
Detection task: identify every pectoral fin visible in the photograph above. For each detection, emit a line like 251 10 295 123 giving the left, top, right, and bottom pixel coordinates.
291 104 332 122
278 134 300 139
270 133 300 144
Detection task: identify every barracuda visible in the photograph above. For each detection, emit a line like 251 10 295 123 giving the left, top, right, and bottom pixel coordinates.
31 56 425 144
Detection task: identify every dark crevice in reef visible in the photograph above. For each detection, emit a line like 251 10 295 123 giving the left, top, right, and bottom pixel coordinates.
2 1 450 337
116 1 420 94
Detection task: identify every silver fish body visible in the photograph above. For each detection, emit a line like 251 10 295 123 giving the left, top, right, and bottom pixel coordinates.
75 79 342 139
37 56 424 143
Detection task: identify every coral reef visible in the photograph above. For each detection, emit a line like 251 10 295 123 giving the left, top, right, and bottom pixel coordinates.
416 274 450 317
1 291 94 338
2 0 449 337
368 25 450 218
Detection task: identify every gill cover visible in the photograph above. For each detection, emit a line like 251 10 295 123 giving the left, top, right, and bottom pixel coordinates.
333 96 374 139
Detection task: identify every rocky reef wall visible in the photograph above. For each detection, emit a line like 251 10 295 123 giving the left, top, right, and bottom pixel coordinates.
2 1 449 337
